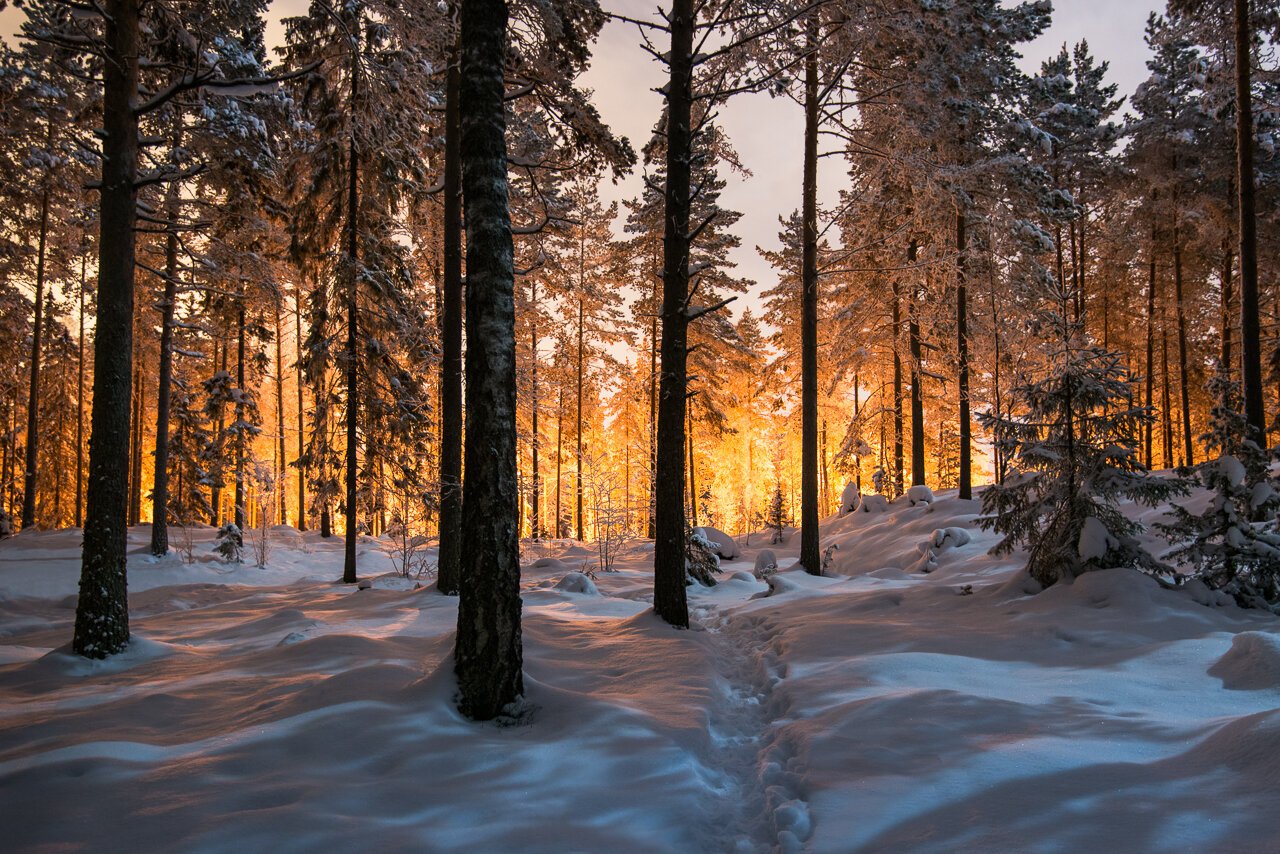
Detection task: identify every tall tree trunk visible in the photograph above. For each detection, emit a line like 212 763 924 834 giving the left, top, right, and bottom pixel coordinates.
648 278 658 539
342 34 361 585
908 241 925 489
21 144 52 531
211 342 225 524
1162 313 1174 469
294 286 307 531
576 296 585 540
273 299 286 525
956 214 971 499
1222 244 1235 372
76 244 86 528
129 358 143 526
1145 239 1157 469
454 0 523 720
687 409 697 527
653 0 694 627
1173 227 1194 466
891 277 904 497
1236 0 1264 441
555 387 563 538
799 17 821 575
530 279 540 538
74 0 140 658
150 142 182 555
235 304 247 533
436 36 464 594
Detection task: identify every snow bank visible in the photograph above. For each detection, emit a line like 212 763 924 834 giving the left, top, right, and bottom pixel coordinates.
694 526 741 560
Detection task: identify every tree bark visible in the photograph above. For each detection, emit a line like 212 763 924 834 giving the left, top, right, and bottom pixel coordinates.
295 286 307 531
454 0 523 720
342 31 361 585
1145 237 1157 469
1173 227 1194 466
76 243 86 528
235 303 247 532
437 34 464 594
21 130 52 531
799 16 821 576
274 298 287 525
576 296 585 540
891 276 904 497
150 130 182 556
1236 0 1265 441
652 0 694 627
956 214 971 499
74 0 139 658
908 241 925 489
530 279 540 538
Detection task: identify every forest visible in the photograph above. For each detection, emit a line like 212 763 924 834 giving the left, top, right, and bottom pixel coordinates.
2 0 1280 851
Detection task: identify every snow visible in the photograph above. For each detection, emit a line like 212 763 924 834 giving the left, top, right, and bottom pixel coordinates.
2 494 1279 852
839 481 860 516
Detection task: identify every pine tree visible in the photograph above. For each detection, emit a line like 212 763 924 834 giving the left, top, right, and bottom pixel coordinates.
980 304 1185 588
453 0 523 722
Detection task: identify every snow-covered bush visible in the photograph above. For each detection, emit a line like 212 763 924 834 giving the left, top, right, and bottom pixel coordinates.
214 522 242 564
858 494 890 514
382 475 433 579
979 339 1183 589
753 548 779 578
839 482 860 516
685 526 719 586
1159 367 1280 609
249 460 276 568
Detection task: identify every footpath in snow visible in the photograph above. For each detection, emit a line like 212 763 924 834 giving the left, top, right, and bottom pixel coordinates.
2 492 1280 852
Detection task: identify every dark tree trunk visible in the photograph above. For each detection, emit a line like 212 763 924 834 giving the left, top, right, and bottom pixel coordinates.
555 387 564 538
21 144 52 531
1222 245 1235 372
1162 313 1174 469
129 357 144 526
956 216 971 498
1173 229 1194 466
907 241 925 489
211 343 225 524
74 0 139 658
342 36 361 585
150 149 182 556
530 279 540 538
437 38 464 595
891 276 904 497
687 410 697 528
1236 0 1264 441
652 0 694 628
274 300 287 525
649 275 658 540
235 304 247 532
454 0 523 721
1145 239 1157 469
76 245 86 528
294 288 306 531
576 296 585 540
799 17 821 575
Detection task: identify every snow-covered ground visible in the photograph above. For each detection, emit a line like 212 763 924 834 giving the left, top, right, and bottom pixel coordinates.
2 495 1279 852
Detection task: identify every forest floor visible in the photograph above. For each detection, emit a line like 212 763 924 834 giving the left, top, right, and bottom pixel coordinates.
2 493 1279 852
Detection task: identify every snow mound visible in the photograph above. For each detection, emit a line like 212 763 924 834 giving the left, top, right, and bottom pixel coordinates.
532 557 569 570
554 571 600 596
695 526 741 559
858 495 889 514
1078 516 1117 562
1209 632 1280 691
906 485 934 506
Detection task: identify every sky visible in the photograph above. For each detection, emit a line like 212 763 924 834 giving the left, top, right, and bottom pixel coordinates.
1 0 1161 310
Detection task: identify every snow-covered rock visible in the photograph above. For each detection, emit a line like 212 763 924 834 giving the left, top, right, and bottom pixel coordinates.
694 526 741 560
906 485 934 506
1209 632 1280 691
554 571 599 595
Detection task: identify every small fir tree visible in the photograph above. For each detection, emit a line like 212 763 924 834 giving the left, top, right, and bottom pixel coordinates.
980 335 1184 588
768 482 787 545
685 525 719 587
